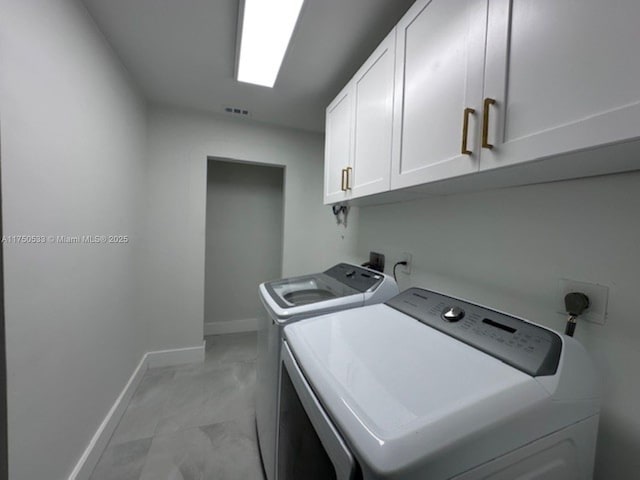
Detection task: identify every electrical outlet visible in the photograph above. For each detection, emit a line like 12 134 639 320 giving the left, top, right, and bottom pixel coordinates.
400 252 412 275
368 252 385 273
558 279 609 325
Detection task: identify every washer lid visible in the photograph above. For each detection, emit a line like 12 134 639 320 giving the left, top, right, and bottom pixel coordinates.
266 273 358 308
259 278 364 321
284 304 551 475
260 263 389 321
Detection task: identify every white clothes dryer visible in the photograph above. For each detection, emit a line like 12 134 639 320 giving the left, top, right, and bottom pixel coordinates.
280 287 600 480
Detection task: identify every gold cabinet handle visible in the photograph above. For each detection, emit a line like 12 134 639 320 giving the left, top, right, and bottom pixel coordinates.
346 167 353 190
461 107 475 155
482 98 496 149
341 168 347 191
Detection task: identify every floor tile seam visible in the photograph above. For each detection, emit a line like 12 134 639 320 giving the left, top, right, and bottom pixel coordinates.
134 437 156 480
151 409 259 442
89 436 154 480
201 358 257 369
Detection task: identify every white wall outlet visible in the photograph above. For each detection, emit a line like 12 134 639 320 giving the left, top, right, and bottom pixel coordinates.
558 279 609 325
400 253 412 275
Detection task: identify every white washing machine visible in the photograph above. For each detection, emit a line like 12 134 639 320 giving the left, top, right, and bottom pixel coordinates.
256 263 398 480
280 287 600 480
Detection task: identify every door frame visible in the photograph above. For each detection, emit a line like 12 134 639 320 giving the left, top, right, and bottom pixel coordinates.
0 117 9 479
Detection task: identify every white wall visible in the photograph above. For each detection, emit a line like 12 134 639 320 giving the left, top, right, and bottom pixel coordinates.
205 160 284 327
355 170 640 479
0 0 147 478
141 106 358 350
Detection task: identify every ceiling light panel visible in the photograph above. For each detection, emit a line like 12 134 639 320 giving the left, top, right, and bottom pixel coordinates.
237 0 304 88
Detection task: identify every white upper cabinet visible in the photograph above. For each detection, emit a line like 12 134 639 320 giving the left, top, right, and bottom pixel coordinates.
324 30 396 204
350 30 396 199
391 0 488 190
481 0 640 171
324 86 353 204
325 0 640 204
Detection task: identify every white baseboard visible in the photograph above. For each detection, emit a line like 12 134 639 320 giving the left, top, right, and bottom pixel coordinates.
68 342 206 480
146 342 206 368
68 355 149 480
204 318 258 336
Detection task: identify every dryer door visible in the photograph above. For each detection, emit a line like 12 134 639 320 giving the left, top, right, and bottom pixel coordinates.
278 342 356 480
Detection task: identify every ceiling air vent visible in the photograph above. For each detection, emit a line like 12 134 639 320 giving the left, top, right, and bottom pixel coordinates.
224 106 250 117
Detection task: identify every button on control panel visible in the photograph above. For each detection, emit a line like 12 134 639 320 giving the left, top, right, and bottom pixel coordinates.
386 288 562 377
442 306 465 322
324 263 383 292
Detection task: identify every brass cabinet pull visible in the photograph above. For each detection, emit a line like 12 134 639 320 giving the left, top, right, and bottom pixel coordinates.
461 107 475 155
341 168 347 191
482 98 496 149
346 167 353 190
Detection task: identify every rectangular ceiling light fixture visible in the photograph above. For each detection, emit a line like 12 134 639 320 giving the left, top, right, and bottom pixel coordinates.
237 0 304 88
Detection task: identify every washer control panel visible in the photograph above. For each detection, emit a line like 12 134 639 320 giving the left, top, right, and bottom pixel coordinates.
386 288 562 376
324 263 383 292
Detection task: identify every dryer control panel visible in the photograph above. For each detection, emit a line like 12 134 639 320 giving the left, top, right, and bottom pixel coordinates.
386 288 562 377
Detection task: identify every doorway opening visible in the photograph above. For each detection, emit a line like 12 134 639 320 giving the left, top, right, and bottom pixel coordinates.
204 158 285 335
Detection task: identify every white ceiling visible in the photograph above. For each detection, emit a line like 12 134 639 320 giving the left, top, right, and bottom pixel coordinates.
81 0 416 132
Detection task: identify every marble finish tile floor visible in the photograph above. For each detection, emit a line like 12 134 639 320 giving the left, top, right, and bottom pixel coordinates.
90 332 265 480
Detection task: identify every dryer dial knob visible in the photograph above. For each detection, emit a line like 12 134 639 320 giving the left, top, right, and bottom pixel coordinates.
442 306 465 322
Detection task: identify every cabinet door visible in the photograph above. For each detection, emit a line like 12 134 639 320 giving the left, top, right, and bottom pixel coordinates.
350 30 396 199
391 0 488 190
323 86 353 204
482 0 640 171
